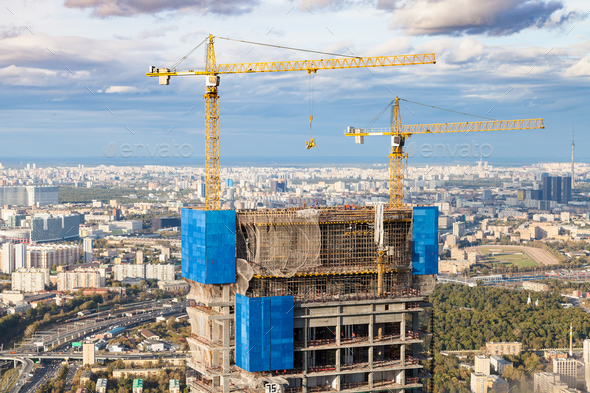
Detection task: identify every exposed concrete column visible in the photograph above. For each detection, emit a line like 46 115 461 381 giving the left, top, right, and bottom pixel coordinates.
336 348 341 372
368 312 374 344
302 375 308 393
335 375 340 391
400 313 406 342
368 369 374 388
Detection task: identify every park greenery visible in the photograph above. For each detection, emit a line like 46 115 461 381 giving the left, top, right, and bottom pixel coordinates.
433 284 590 352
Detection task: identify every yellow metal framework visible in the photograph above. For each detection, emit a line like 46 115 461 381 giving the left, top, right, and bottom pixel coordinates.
147 35 436 210
346 97 545 206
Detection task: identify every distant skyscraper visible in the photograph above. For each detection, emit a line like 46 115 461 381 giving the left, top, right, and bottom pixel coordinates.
551 177 561 203
584 339 590 391
83 238 93 263
542 176 552 201
2 243 13 274
14 244 26 270
562 177 572 205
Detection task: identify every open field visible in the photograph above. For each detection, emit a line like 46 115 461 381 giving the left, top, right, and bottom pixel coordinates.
466 245 559 266
486 252 538 268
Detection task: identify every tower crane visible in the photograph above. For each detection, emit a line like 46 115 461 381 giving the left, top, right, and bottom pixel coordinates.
345 97 545 207
147 35 436 210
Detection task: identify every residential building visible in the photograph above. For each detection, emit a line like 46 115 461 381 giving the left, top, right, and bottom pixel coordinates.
453 222 466 237
83 342 95 366
57 268 105 292
471 372 488 393
80 370 92 386
11 268 49 292
584 339 590 391
534 372 561 393
486 342 522 356
475 355 490 376
112 369 161 378
2 243 13 274
158 280 189 293
133 379 143 393
553 358 578 389
83 238 93 263
14 244 26 270
27 244 81 269
113 264 175 281
487 375 509 393
523 282 549 292
490 355 512 375
96 379 107 393
169 379 180 393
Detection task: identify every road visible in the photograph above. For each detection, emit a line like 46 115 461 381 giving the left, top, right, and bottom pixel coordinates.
0 301 187 391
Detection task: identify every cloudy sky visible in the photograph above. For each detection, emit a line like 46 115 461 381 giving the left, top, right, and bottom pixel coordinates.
1 0 589 165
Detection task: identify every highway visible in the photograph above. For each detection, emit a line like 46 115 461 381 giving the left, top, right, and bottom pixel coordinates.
0 300 187 392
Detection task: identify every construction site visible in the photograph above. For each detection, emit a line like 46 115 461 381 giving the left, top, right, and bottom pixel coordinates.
181 205 438 393
147 34 541 393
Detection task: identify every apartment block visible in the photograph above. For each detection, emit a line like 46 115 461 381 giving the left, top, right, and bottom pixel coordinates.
523 282 549 292
112 264 175 281
475 355 490 376
11 268 50 292
27 244 81 269
471 372 488 393
486 342 522 356
57 268 106 292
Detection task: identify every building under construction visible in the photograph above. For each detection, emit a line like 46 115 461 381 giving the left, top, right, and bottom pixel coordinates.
182 205 438 393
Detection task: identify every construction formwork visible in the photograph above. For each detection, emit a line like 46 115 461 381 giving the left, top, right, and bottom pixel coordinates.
184 206 436 393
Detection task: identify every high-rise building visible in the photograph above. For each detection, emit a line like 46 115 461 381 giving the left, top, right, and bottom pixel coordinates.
27 244 81 269
12 268 49 292
2 243 14 274
0 186 58 207
83 342 95 366
83 238 93 263
562 177 572 204
584 339 590 391
57 268 105 292
113 264 175 281
182 206 438 393
135 250 144 265
542 176 552 201
270 179 287 193
471 372 488 393
553 358 578 389
14 244 26 270
551 177 562 203
475 355 490 376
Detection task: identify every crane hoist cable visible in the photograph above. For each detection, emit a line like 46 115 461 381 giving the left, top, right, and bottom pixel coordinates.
306 70 316 150
216 36 361 59
166 37 208 70
363 98 495 130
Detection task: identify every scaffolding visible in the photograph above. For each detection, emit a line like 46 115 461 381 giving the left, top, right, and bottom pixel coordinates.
247 271 416 303
237 207 412 277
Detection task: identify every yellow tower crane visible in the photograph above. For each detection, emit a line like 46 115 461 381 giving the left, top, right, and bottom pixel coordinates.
345 97 545 207
147 35 436 210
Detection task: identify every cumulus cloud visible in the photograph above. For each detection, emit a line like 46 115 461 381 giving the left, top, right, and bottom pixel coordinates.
378 0 571 36
0 65 63 86
564 56 590 77
64 0 259 17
